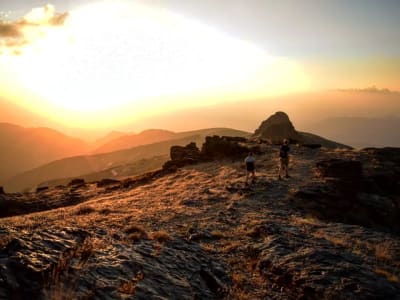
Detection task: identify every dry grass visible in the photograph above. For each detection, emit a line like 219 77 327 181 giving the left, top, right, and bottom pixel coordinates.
375 241 395 261
210 230 225 239
118 271 144 295
374 268 400 283
75 205 96 215
0 235 14 249
125 224 148 241
152 230 172 243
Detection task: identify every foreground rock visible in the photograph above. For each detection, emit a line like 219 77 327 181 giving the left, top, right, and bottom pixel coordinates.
291 148 400 234
255 222 400 299
0 227 229 299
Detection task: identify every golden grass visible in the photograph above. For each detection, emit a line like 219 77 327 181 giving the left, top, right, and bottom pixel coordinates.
152 230 172 243
375 241 395 261
374 268 400 283
75 205 96 215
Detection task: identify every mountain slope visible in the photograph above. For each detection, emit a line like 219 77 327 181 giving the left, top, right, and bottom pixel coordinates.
5 128 249 192
0 146 399 299
0 123 89 184
93 129 176 153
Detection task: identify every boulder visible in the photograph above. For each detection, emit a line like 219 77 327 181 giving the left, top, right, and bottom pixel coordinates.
170 142 201 161
201 135 249 159
68 178 85 187
96 178 120 188
291 157 400 234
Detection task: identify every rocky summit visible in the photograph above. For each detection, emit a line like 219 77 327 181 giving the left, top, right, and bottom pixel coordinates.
254 111 301 143
0 139 399 299
254 111 351 149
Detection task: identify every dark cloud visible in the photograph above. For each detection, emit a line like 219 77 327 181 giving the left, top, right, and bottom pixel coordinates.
0 5 69 55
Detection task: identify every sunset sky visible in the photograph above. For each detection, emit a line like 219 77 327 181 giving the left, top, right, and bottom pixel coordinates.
0 0 399 129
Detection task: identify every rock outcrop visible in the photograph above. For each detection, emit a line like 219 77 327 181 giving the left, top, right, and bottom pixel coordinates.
254 111 300 143
201 136 250 160
163 137 255 172
291 148 400 234
0 227 229 299
254 111 351 149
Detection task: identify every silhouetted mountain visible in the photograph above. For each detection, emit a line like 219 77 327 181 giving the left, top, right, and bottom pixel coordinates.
94 129 176 153
5 128 249 192
0 123 90 185
254 112 351 148
92 130 131 149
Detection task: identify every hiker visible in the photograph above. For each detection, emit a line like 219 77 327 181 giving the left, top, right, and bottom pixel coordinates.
278 139 290 180
244 152 256 185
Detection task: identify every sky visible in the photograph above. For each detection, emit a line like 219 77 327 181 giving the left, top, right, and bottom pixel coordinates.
0 0 399 130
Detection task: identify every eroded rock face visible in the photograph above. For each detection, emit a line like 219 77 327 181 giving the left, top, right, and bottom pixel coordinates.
255 224 400 300
254 111 300 144
0 228 229 299
0 227 88 299
291 152 400 234
170 142 201 162
201 136 249 160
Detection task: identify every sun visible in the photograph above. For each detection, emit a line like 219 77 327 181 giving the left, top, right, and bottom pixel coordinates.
1 1 309 127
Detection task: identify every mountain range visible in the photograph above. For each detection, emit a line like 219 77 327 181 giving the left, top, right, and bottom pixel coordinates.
3 127 250 192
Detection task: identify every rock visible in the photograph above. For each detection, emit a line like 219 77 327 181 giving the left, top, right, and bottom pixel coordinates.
201 135 249 160
0 228 88 299
36 186 49 193
0 229 229 299
96 178 121 187
291 156 400 234
68 178 85 187
170 142 201 161
315 159 363 180
256 225 400 300
254 111 300 144
0 187 4 194
301 143 322 149
254 111 351 148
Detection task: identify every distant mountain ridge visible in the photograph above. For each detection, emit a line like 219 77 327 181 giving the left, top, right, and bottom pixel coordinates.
5 128 250 192
0 123 90 184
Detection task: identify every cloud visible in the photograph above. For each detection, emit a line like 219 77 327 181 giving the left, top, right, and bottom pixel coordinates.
336 86 398 94
0 4 69 54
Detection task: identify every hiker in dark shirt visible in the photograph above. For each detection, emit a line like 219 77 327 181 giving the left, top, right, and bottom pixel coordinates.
244 152 256 185
278 139 290 180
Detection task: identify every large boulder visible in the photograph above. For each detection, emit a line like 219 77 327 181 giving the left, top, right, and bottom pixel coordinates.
170 142 201 162
254 111 301 144
201 136 250 159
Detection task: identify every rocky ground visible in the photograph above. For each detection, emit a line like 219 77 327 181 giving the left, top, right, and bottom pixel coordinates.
1 145 400 299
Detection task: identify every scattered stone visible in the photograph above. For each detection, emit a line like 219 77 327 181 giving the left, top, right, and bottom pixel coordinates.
36 186 49 193
68 178 85 187
97 178 121 187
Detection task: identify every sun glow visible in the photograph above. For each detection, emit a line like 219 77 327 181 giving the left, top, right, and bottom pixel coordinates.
0 1 309 127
